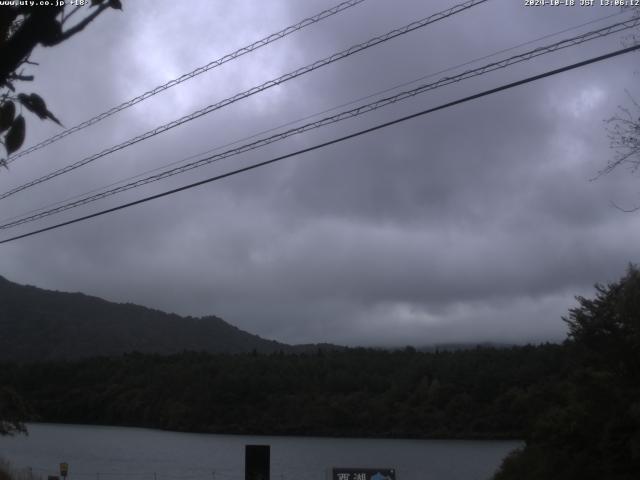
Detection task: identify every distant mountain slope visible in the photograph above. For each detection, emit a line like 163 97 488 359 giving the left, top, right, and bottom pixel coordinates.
0 275 294 361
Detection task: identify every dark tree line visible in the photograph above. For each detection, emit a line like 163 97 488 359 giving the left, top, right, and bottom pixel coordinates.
0 386 28 436
0 343 569 439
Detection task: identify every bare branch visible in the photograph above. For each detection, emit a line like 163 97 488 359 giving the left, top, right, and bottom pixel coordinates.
610 199 640 213
57 4 109 43
604 92 640 176
7 74 34 82
61 5 83 26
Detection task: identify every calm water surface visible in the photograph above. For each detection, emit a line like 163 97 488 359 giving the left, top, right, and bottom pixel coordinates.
0 424 520 480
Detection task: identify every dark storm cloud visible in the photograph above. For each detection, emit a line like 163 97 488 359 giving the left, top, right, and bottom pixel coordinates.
1 0 639 346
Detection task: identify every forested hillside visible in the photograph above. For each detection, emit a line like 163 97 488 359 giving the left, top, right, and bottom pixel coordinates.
0 275 294 360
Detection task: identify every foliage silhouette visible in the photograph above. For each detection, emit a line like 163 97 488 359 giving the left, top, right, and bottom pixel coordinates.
494 265 640 479
0 0 121 167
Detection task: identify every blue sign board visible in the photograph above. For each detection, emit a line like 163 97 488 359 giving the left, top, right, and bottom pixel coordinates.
332 468 395 480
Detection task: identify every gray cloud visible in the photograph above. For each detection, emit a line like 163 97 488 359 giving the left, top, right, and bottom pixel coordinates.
1 0 639 347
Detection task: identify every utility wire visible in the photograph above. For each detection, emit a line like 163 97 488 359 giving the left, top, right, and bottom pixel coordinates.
0 0 489 201
2 16 638 231
5 0 369 164
1 43 638 246
3 9 626 226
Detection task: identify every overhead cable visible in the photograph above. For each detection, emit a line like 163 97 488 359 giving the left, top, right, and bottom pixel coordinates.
0 0 490 201
1 43 638 245
2 16 638 231
5 0 369 164
7 8 624 226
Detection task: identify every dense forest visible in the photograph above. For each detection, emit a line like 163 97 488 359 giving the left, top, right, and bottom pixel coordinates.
0 344 567 439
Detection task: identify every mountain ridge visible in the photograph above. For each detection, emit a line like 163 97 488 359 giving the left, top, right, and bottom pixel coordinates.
0 275 327 361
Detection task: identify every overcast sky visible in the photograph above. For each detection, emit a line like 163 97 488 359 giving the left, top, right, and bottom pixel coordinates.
1 0 639 346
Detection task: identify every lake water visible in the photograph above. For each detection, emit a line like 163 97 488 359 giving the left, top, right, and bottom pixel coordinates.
0 424 520 480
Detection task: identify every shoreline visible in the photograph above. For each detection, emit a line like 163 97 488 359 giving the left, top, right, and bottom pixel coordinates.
22 421 525 443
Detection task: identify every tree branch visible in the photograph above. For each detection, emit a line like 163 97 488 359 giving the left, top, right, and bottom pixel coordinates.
0 8 61 86
57 4 109 43
61 5 83 26
7 74 34 82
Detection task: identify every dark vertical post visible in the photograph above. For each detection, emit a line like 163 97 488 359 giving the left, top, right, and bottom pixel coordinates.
245 445 270 480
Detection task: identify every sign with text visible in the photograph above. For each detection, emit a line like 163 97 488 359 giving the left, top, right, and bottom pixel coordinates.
332 468 395 480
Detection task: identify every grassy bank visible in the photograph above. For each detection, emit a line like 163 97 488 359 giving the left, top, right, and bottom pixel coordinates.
0 459 40 480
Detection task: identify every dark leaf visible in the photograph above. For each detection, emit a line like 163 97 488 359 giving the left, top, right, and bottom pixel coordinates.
5 115 25 155
38 19 63 46
47 110 62 127
18 93 62 126
0 101 15 133
18 93 44 119
0 24 8 44
108 0 122 10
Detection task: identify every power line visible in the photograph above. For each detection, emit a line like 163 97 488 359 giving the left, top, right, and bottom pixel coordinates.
4 9 626 226
5 0 369 164
4 8 625 228
3 16 636 229
2 16 638 231
0 0 489 201
1 43 638 246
